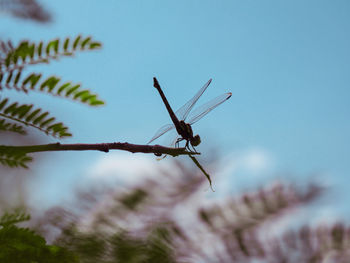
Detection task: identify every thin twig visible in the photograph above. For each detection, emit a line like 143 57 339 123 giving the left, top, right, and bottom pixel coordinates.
0 142 199 157
188 155 214 192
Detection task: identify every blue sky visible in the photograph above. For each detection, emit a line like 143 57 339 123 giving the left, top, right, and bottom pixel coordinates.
1 1 350 217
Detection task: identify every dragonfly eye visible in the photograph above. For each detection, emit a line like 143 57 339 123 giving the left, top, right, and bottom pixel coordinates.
191 135 201 147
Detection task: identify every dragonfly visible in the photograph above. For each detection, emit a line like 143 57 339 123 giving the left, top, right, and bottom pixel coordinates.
148 77 232 152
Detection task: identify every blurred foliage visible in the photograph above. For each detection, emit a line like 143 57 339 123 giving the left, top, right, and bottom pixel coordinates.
0 155 348 262
23 160 348 262
0 149 32 168
0 0 51 23
0 209 78 262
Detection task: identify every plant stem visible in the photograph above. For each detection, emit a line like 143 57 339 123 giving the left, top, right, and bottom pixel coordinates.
0 142 199 157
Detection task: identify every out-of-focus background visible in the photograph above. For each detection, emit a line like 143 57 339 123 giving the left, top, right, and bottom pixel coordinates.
1 0 350 262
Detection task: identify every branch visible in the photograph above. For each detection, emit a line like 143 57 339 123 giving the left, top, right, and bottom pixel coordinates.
0 142 199 157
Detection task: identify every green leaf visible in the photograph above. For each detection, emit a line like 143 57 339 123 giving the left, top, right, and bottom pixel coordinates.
0 119 26 135
14 71 21 85
0 210 30 226
0 151 32 168
16 41 35 62
4 102 18 115
25 108 41 122
73 35 81 50
6 70 13 84
63 37 70 52
22 73 42 90
40 76 60 92
89 42 102 50
46 39 59 56
81 37 91 50
90 99 105 106
37 41 43 57
73 90 90 99
5 53 12 67
0 98 8 110
15 72 105 106
0 98 71 138
48 122 71 137
39 117 55 128
81 94 96 102
16 105 33 118
57 82 71 95
65 84 80 97
2 36 102 72
33 112 49 125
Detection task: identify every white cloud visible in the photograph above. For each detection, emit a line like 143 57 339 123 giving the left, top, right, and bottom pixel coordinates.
193 148 276 195
219 147 274 177
240 148 274 174
83 147 276 195
85 152 178 185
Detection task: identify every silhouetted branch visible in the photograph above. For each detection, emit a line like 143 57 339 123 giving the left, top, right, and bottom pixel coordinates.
0 142 199 157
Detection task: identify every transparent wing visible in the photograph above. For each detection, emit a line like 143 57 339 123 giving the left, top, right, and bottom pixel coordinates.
147 123 175 144
188 92 232 125
170 134 180 147
175 79 212 121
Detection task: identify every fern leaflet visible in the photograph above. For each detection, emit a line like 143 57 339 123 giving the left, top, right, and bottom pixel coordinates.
0 71 104 106
0 118 26 135
0 150 32 168
0 211 30 227
0 35 102 72
0 97 71 138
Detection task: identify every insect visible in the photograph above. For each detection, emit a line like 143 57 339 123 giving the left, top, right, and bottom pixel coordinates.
148 78 232 152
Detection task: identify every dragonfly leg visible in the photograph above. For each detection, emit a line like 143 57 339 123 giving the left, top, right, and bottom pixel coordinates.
175 137 184 148
185 140 198 154
190 144 198 153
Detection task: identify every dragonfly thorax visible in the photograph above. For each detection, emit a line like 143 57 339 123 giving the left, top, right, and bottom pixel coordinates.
178 120 201 147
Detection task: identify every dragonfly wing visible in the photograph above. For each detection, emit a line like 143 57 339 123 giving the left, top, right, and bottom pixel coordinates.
188 92 232 125
147 123 175 144
170 134 180 147
175 79 212 121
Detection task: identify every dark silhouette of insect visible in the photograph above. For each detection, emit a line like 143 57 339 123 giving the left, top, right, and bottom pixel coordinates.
149 78 232 152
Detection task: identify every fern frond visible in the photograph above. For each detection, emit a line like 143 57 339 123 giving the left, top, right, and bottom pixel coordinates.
0 35 102 72
273 224 350 262
0 71 104 106
0 97 71 138
199 183 322 231
0 211 30 227
0 118 26 135
0 150 32 168
0 69 26 92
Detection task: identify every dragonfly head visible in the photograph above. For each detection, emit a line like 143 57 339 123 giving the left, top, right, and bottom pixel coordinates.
190 135 201 147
